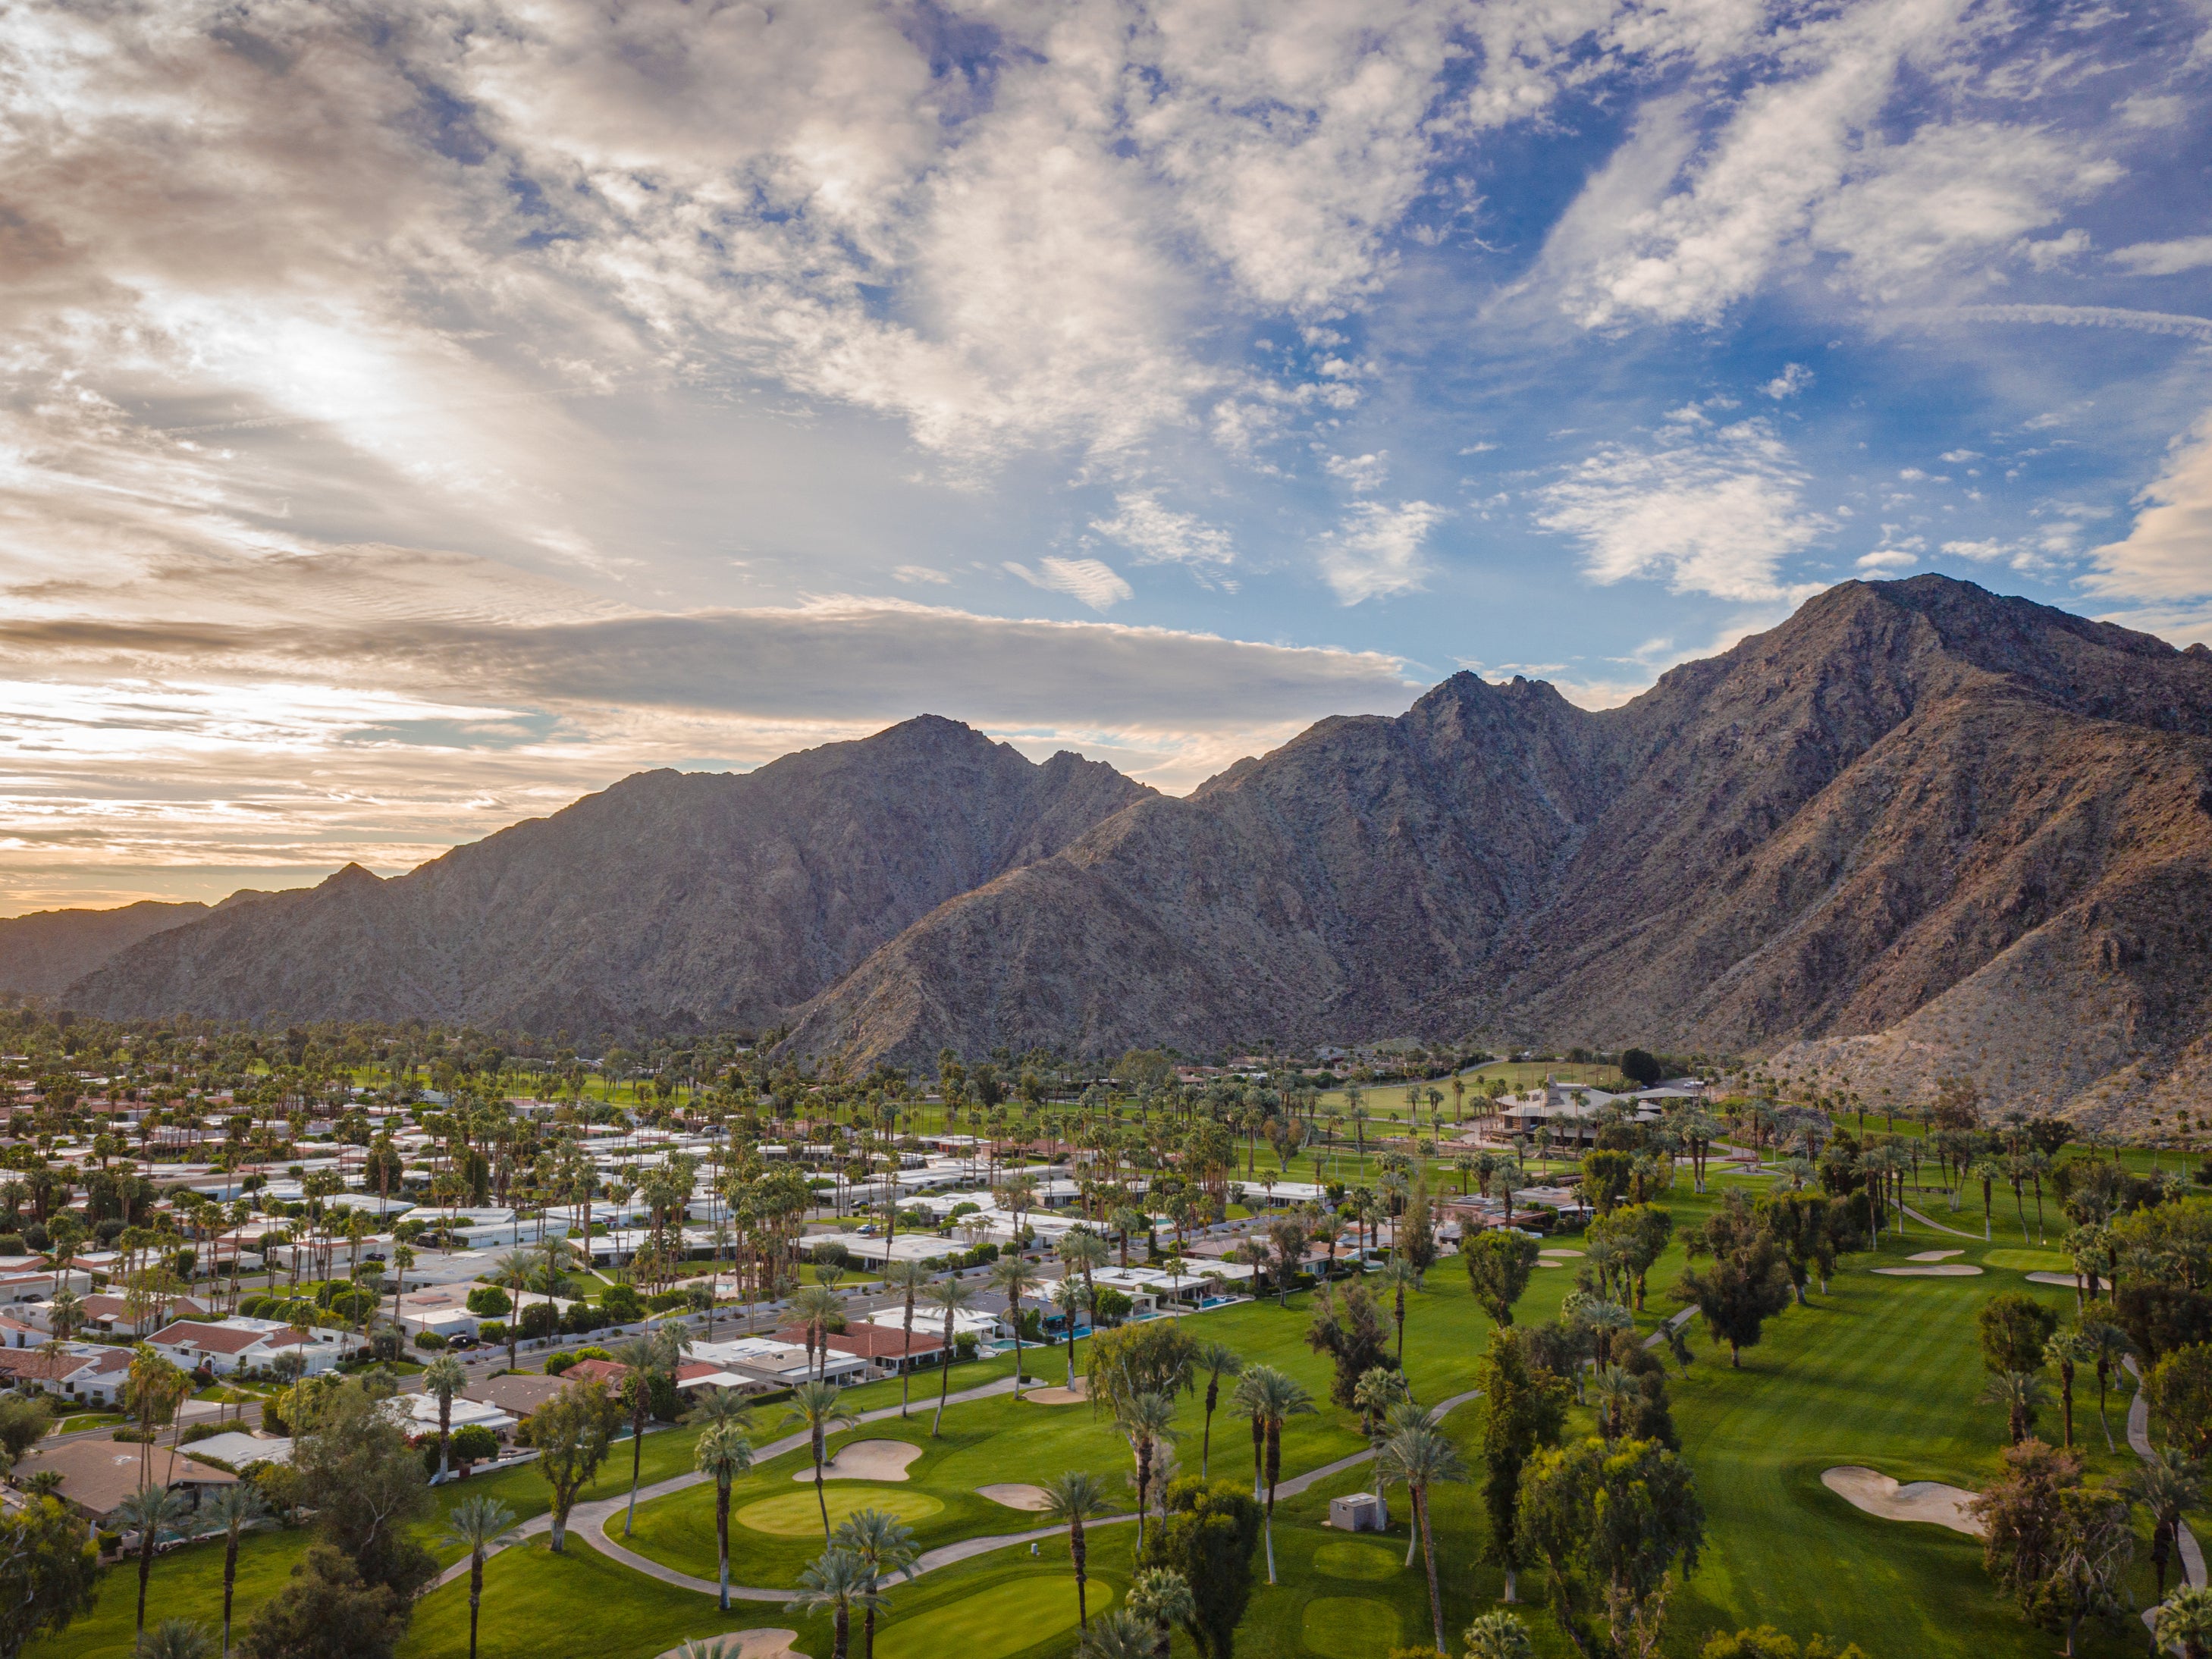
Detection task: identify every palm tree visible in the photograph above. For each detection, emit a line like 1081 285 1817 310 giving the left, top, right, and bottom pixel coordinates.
2085 1319 2132 1451
2044 1328 2094 1448
193 1482 268 1657
989 1254 1041 1400
1109 1206 1147 1269
790 1282 846 1381
878 1260 931 1416
833 1507 920 1659
1128 1566 1195 1653
1981 1369 2046 1444
113 1484 192 1633
1379 1423 1468 1654
440 1496 519 1659
490 1250 536 1372
133 1620 215 1659
785 1379 859 1542
1039 1470 1115 1630
1232 1364 1315 1584
125 1344 185 1491
694 1423 755 1611
1462 1610 1536 1659
1116 1391 1181 1552
1588 1364 1637 1441
925 1275 977 1437
790 1546 885 1659
2154 1585 2212 1659
1050 1276 1093 1391
2126 1448 2203 1604
1058 1227 1109 1315
1376 1257 1423 1363
1073 1610 1156 1659
422 1353 468 1480
1191 1339 1242 1480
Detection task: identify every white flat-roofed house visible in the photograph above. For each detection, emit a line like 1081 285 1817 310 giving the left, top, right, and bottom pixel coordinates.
684 1335 867 1390
384 1390 516 1441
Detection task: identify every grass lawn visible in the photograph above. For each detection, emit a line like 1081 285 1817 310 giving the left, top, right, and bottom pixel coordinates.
33 1167 2205 1659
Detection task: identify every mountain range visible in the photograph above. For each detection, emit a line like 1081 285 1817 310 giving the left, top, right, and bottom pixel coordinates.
33 575 2212 1130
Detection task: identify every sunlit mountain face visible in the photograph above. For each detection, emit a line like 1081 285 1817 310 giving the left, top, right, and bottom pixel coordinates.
3 0 2207 911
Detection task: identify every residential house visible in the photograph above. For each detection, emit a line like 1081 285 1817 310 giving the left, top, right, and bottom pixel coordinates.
773 1322 943 1378
0 1344 132 1407
13 1440 235 1522
146 1317 357 1376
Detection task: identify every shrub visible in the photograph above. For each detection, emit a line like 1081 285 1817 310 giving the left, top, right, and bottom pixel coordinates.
478 1320 507 1346
449 1424 500 1463
413 1330 446 1350
647 1290 688 1313
544 1353 577 1377
599 1284 642 1323
517 1302 557 1341
465 1286 512 1318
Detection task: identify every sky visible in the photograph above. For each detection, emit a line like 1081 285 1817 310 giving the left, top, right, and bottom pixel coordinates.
3 0 2210 914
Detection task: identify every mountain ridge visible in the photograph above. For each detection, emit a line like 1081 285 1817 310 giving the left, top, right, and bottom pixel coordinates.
46 575 2212 1131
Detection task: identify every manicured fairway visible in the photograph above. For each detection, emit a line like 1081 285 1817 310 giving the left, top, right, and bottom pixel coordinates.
874 1570 1106 1659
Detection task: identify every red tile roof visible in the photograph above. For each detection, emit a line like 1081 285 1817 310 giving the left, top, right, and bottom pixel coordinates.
775 1323 943 1360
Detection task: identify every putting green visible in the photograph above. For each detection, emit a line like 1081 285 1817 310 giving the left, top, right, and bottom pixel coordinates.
1301 1595 1401 1658
875 1573 1109 1659
1981 1248 2072 1272
1311 1541 1401 1582
736 1486 943 1536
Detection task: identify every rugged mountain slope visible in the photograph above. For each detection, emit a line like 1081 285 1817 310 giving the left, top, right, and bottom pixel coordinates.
67 717 1149 1033
0 901 210 997
784 578 2212 1128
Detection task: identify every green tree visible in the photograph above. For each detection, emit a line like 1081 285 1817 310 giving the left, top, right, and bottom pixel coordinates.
694 1423 755 1611
0 1494 103 1659
532 1379 621 1552
2146 1343 2212 1460
1674 1193 1793 1367
1137 1478 1262 1659
1969 1438 2082 1611
1376 1258 1425 1363
0 1398 52 1470
990 1253 1042 1401
1980 1370 2047 1445
237 1546 408 1659
877 1260 933 1416
1978 1292 2060 1376
1117 1391 1182 1554
1305 1282 1392 1408
438 1497 518 1659
1037 1471 1115 1631
286 1381 436 1597
1464 1231 1539 1327
2043 1327 2094 1448
1520 1437 1703 1658
2154 1585 2212 1659
1477 1327 1569 1606
2126 1447 2203 1604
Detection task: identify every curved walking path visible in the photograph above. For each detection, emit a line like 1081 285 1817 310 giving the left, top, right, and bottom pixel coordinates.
432 1374 1025 1594
2124 1356 2206 1598
1898 1203 1984 1240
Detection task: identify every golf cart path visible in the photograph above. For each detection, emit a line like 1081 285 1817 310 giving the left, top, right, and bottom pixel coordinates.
2125 1356 2207 1596
432 1373 1024 1594
1897 1204 1984 1240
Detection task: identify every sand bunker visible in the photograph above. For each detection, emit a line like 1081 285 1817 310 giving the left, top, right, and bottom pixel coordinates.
795 1440 923 1483
1539 1248 1584 1258
657 1632 800 1659
1908 1250 1964 1262
1873 1264 1984 1277
977 1483 1053 1510
2026 1272 2076 1287
1822 1466 1984 1535
1025 1378 1090 1405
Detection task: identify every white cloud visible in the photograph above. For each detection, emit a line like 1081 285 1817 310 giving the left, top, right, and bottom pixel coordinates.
1856 549 1919 570
1323 452 1392 493
1762 363 1813 400
2109 236 2212 275
2085 412 2212 601
1936 304 2212 343
1530 0 2122 328
1316 501 1447 604
1004 557 1136 611
1536 419 1828 602
1090 493 1236 568
893 565 951 585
